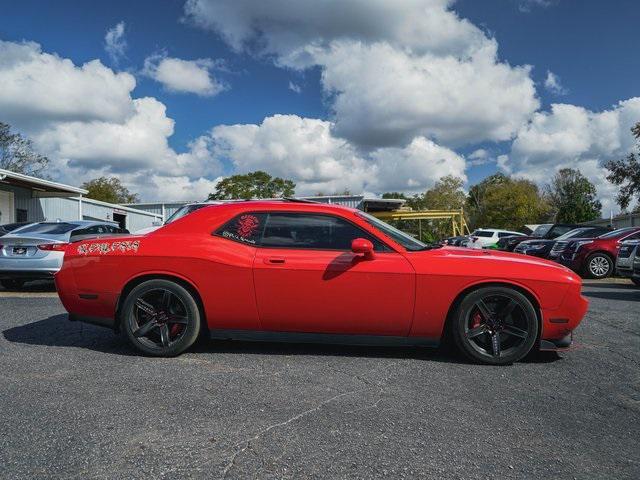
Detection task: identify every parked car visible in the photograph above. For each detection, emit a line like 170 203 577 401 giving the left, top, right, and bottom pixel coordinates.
548 227 640 279
497 223 580 252
440 235 469 246
0 221 33 236
464 229 525 249
513 226 612 259
0 220 128 289
616 239 640 285
55 200 588 365
633 247 640 287
134 202 217 234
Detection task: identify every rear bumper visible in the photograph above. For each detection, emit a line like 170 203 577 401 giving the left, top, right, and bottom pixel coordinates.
0 269 57 280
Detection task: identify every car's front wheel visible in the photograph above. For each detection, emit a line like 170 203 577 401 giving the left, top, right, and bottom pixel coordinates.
452 286 539 365
584 253 613 279
121 279 201 356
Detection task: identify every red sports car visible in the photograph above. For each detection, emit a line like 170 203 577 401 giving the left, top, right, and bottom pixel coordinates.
54 200 588 365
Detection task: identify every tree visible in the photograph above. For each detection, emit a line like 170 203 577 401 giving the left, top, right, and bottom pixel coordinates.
467 173 551 230
0 122 49 177
422 175 466 210
545 168 601 223
605 122 640 211
208 171 295 200
81 177 139 204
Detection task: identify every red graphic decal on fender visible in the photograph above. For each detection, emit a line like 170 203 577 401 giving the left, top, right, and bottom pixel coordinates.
77 240 140 256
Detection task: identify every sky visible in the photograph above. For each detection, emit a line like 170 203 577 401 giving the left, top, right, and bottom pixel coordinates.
0 0 638 212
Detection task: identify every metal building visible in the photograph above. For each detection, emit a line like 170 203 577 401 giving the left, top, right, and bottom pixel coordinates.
126 195 407 223
0 168 162 231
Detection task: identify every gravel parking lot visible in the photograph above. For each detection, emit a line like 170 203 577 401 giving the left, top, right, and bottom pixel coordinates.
1 281 638 479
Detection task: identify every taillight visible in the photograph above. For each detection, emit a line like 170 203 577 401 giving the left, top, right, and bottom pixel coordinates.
37 243 69 252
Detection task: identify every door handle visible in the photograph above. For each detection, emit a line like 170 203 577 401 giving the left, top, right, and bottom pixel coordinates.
265 256 286 264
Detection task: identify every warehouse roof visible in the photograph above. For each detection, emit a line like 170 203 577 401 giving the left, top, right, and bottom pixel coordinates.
0 168 88 197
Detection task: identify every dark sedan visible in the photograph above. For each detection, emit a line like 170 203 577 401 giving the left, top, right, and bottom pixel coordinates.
497 223 580 252
513 226 612 258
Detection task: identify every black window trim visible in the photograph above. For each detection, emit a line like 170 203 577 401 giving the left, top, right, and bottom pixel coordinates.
213 210 395 253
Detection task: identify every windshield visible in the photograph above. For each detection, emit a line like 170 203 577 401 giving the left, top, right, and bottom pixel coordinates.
165 204 209 224
471 230 494 237
14 222 78 235
556 228 587 240
598 227 637 239
531 224 552 238
357 212 429 251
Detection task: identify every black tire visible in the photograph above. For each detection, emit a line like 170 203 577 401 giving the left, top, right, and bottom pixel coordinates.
452 286 539 365
584 253 613 279
121 279 201 357
1 279 25 290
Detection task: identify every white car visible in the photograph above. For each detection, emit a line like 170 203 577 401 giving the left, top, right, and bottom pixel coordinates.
465 229 526 249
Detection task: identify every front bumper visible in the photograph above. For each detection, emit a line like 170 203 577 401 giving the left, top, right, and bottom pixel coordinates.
540 333 573 351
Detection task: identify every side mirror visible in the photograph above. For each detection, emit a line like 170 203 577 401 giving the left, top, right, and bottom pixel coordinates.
351 238 375 259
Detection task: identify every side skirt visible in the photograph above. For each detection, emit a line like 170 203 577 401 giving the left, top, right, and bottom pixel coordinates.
209 329 440 348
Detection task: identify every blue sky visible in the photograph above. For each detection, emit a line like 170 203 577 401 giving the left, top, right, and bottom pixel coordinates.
0 0 638 209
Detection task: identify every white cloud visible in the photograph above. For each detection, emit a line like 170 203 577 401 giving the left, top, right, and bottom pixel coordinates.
468 148 493 166
207 114 466 195
142 53 225 96
517 0 554 13
288 81 301 93
184 0 539 148
544 70 568 96
0 39 222 201
502 98 640 212
104 21 127 64
0 40 135 128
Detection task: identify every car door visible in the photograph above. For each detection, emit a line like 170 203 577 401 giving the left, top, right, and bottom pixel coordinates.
251 212 416 336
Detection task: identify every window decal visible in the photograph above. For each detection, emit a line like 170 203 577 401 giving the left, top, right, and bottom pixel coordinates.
236 214 260 239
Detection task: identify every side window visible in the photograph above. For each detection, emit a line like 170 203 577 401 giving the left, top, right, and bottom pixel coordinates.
215 213 267 245
625 232 640 241
69 228 89 240
497 232 512 238
261 213 388 251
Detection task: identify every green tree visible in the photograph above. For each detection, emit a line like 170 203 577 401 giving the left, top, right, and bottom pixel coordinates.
546 168 601 223
605 122 640 211
422 175 466 210
81 177 139 204
208 171 295 200
0 121 49 177
467 173 550 230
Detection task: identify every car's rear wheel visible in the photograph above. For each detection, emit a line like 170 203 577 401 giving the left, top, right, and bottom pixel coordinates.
121 279 201 357
584 253 613 279
1 279 25 290
452 286 539 365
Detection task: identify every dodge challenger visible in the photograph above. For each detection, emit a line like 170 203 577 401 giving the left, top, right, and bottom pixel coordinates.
54 200 588 365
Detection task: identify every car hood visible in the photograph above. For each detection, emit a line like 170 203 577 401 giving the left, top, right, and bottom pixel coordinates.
438 245 572 271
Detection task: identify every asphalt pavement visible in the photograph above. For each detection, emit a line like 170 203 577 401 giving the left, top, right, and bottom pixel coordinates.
0 280 638 479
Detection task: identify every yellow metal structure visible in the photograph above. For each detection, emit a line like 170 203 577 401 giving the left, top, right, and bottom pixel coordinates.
371 208 470 237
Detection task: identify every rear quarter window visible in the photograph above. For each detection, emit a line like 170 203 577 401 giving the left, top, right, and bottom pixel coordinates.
214 213 266 245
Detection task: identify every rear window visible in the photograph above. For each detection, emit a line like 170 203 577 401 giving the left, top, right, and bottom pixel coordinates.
15 223 77 235
472 230 494 237
215 213 267 245
598 227 637 239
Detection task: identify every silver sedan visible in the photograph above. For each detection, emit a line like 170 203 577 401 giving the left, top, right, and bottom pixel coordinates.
0 220 127 289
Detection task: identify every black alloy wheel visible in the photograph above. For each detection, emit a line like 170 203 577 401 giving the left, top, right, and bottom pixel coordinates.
122 279 201 356
453 286 539 365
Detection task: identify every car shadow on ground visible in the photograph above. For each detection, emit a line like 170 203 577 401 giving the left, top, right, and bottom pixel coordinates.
582 281 637 290
582 290 640 302
2 314 561 365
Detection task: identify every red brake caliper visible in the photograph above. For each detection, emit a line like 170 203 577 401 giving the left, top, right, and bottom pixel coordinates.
170 324 183 337
471 311 482 329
